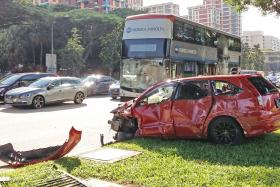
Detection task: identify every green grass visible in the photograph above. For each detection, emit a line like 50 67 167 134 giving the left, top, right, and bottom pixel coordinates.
2 132 280 186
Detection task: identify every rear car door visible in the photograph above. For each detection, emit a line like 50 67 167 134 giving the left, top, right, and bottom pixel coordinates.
45 80 63 102
133 83 177 137
61 79 75 100
99 76 111 94
211 80 241 114
172 80 213 138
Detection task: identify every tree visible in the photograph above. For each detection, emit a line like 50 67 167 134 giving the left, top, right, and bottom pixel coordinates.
99 23 123 75
241 44 265 71
0 0 46 28
58 9 123 70
225 0 280 14
58 28 85 76
0 3 124 74
110 8 148 19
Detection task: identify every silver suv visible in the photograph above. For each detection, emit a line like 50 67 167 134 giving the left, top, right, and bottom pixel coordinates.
4 77 87 109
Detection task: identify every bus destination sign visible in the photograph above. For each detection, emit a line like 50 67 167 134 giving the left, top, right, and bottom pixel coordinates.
123 19 173 39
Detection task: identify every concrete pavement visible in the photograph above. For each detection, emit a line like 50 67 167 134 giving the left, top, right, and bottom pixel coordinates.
0 96 126 186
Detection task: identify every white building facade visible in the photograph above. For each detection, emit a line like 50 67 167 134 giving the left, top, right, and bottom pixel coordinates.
144 2 180 16
126 0 143 10
242 31 280 51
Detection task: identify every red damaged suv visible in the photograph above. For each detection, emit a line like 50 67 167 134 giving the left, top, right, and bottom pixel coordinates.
108 74 280 145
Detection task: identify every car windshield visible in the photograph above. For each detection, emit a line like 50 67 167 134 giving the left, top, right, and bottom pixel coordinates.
0 74 21 85
0 74 12 82
29 78 53 88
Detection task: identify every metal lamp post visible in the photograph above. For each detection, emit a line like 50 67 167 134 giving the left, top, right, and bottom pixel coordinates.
51 22 54 55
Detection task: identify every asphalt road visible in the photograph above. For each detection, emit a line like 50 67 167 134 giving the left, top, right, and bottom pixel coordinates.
0 96 120 167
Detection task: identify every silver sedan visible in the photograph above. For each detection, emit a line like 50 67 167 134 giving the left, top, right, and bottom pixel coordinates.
4 77 87 109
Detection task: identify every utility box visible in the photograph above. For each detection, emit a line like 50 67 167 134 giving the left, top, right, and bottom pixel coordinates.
46 54 57 73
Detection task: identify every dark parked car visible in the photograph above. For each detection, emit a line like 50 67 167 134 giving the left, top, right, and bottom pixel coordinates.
0 73 55 102
83 74 115 96
109 81 120 99
109 74 280 145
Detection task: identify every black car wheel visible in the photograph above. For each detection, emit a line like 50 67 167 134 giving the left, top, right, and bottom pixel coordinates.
208 117 244 145
32 96 45 109
74 92 84 104
112 96 117 99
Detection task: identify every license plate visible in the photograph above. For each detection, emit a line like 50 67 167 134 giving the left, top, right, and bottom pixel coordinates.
275 98 280 108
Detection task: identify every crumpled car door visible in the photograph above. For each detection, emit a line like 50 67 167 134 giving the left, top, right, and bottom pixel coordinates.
133 83 177 138
172 81 213 138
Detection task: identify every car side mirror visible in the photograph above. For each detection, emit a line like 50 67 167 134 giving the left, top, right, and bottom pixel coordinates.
17 81 23 87
47 84 54 90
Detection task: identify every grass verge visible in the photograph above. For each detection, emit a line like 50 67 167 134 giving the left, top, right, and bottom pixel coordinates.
2 131 280 186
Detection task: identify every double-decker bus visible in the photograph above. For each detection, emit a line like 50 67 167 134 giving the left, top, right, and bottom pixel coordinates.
120 14 241 100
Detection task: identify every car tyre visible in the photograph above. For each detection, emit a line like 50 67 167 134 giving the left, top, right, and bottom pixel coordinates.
74 92 84 104
208 117 244 145
112 96 117 100
32 96 45 109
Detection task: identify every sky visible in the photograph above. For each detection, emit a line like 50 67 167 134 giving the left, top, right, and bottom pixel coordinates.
143 0 280 39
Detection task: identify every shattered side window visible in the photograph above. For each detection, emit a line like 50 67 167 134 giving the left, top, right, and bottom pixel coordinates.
142 84 176 105
213 81 242 96
177 81 209 100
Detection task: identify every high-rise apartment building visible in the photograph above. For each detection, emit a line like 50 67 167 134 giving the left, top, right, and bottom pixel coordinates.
144 2 180 16
79 0 126 13
242 31 280 51
33 0 143 13
126 0 143 10
33 0 77 6
186 0 241 36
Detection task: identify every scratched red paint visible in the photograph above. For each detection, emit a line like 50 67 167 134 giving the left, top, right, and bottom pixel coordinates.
110 74 280 144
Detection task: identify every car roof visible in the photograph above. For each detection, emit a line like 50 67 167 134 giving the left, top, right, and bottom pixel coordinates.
137 74 262 101
173 74 259 82
150 74 260 88
14 72 54 76
88 74 111 78
39 76 80 81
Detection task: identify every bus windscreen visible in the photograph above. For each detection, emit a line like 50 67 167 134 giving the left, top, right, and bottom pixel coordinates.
122 38 169 58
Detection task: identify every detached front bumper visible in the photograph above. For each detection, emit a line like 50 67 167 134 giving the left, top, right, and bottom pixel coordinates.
0 127 81 168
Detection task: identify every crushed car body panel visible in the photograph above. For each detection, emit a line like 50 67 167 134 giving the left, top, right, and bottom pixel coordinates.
0 127 81 168
108 74 280 144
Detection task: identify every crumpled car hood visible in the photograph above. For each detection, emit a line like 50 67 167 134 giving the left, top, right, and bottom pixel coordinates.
111 99 134 115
